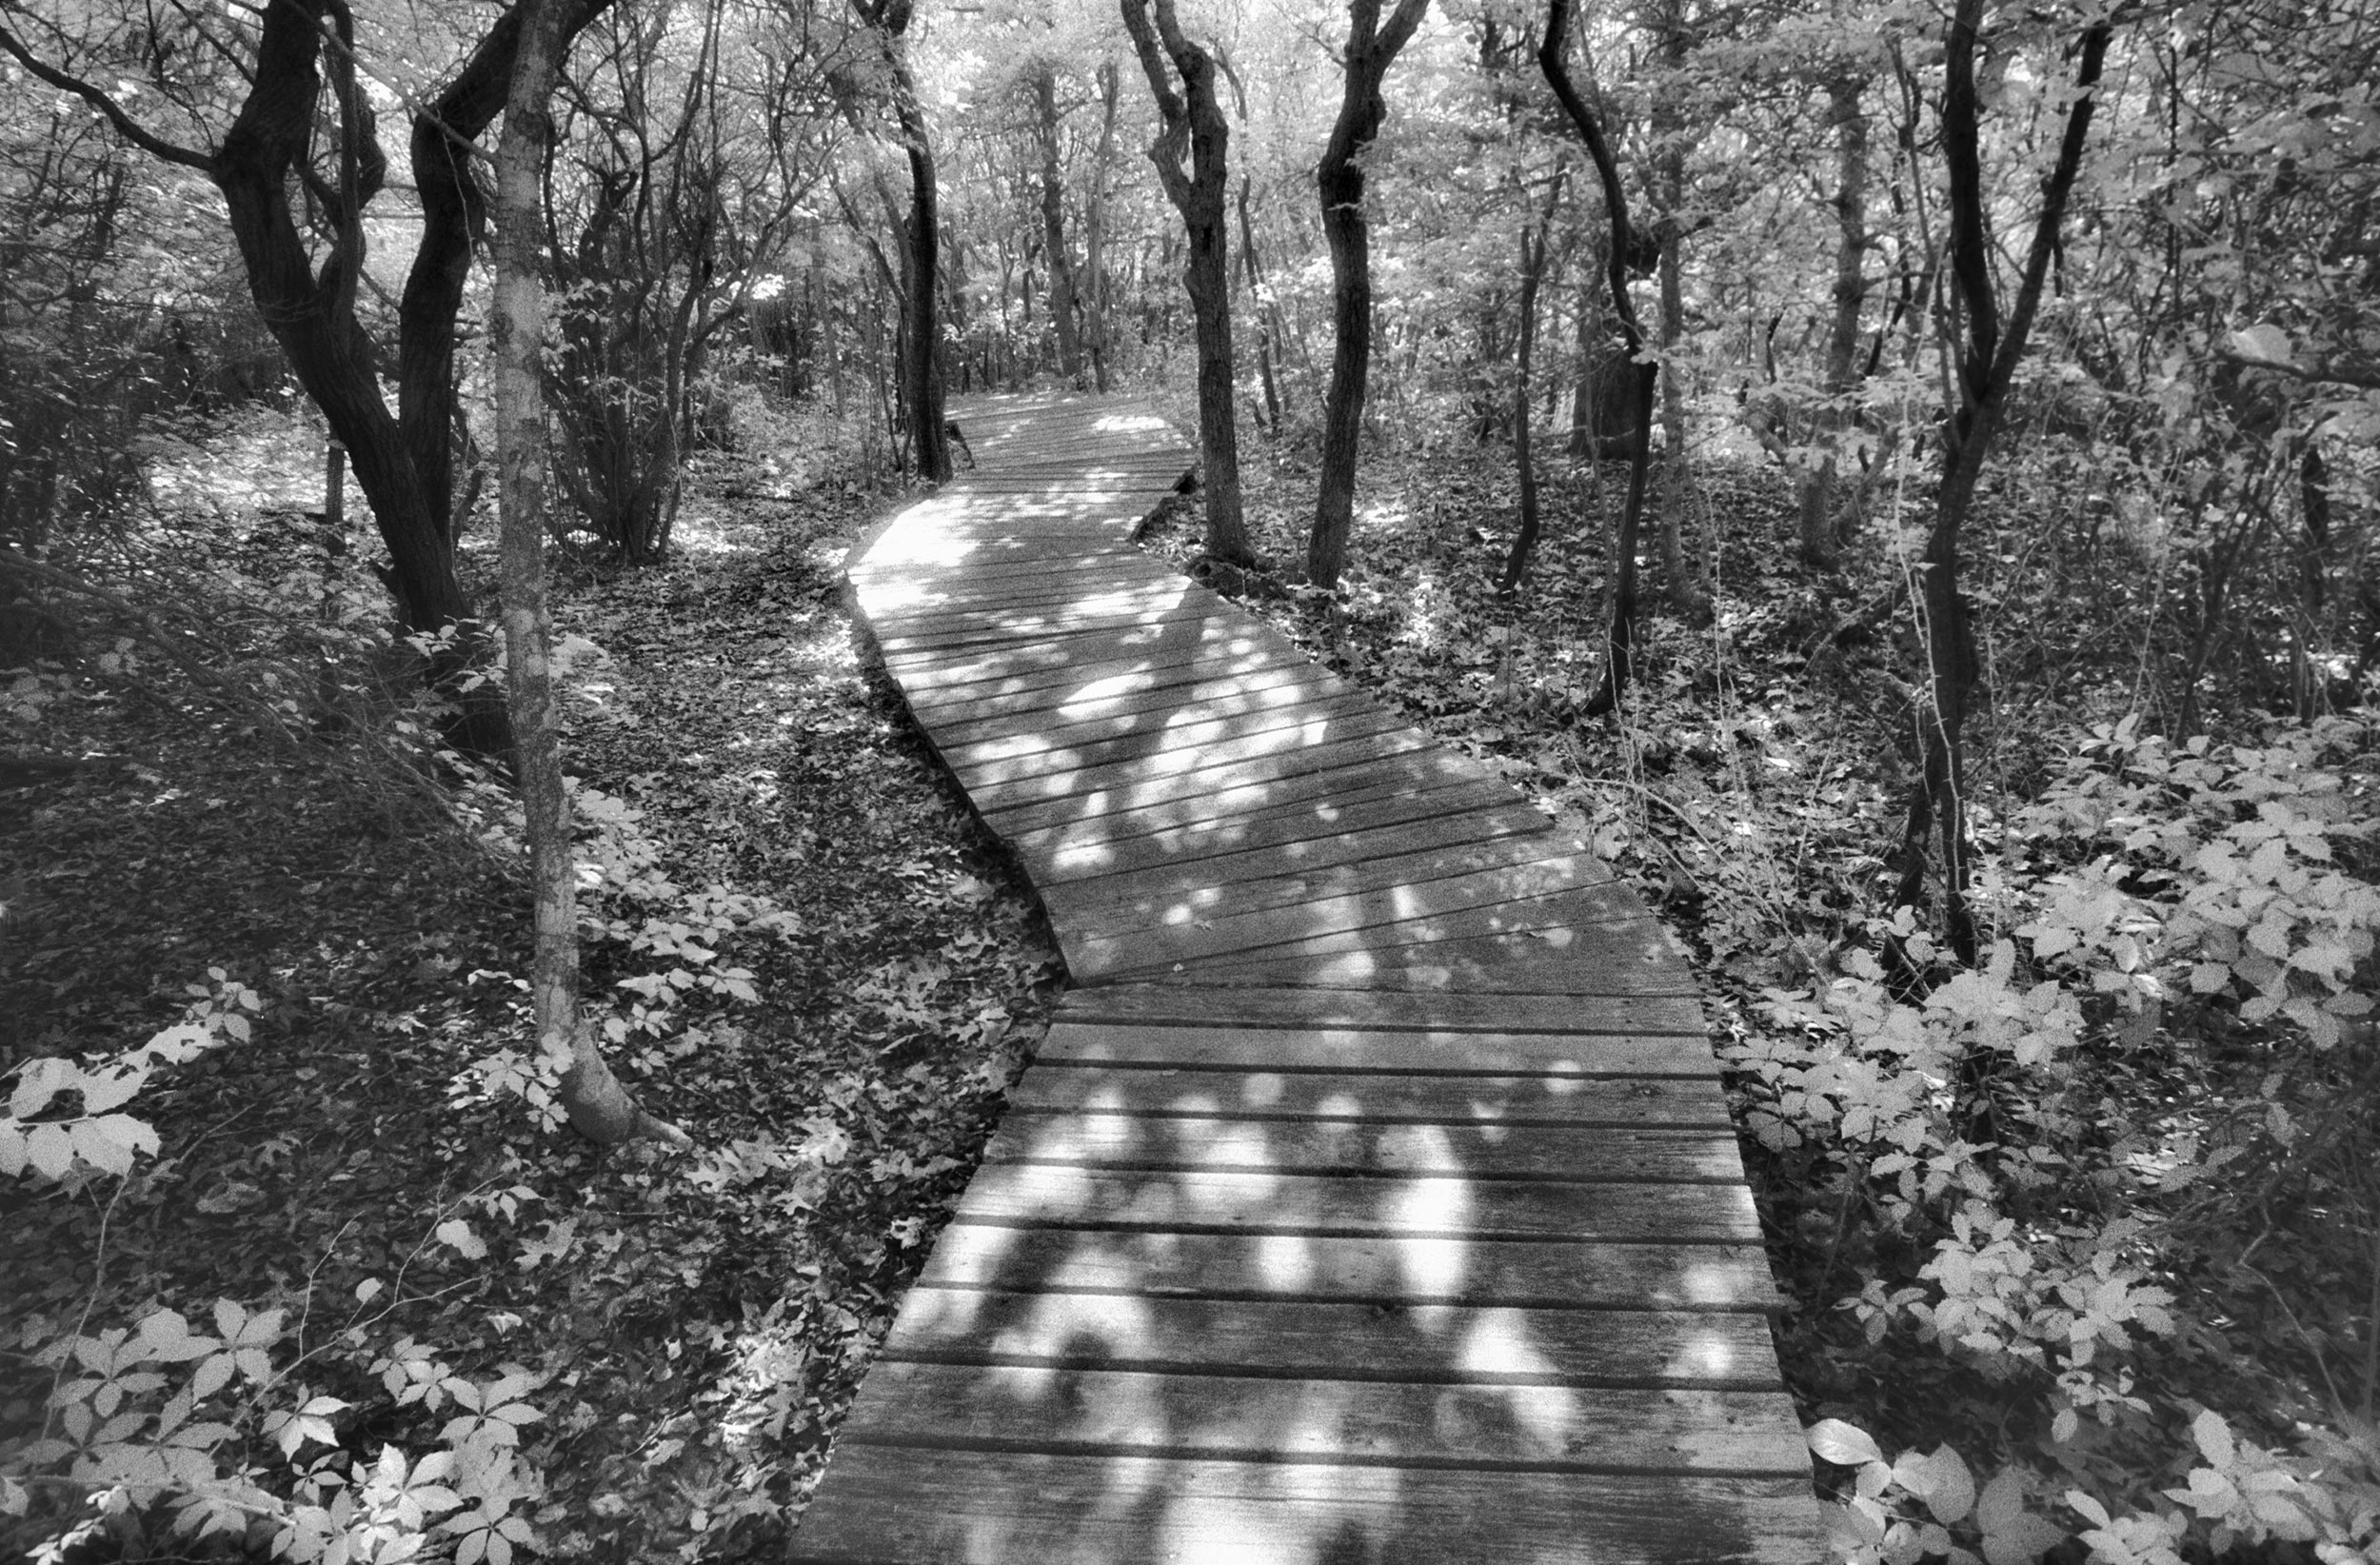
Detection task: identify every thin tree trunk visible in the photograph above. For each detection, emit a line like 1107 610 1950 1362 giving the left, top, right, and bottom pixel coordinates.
1537 0 1656 714
1032 65 1085 383
1238 180 1282 434
1892 0 2112 966
1085 60 1121 391
1498 193 1557 594
491 0 686 1148
1799 73 1870 569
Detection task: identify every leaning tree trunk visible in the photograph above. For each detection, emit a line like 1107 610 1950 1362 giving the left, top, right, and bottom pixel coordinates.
491 0 688 1148
1537 0 1657 715
1121 0 1253 565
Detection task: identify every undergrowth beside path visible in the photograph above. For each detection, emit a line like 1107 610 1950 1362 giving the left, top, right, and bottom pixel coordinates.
3 414 1061 1559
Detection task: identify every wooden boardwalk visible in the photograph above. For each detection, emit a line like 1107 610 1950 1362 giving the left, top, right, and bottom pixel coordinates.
796 396 1822 1563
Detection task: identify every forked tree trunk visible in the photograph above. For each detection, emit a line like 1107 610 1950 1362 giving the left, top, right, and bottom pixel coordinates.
1893 0 2112 967
1307 0 1430 588
491 0 688 1149
1122 0 1253 565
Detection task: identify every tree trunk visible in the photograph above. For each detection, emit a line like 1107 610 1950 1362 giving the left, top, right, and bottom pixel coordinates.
1032 65 1086 384
1498 196 1557 594
491 0 687 1150
1799 73 1870 569
1085 60 1121 392
1537 0 1657 714
1122 0 1252 565
896 57 950 483
1238 180 1283 435
1892 0 2112 967
1308 0 1430 588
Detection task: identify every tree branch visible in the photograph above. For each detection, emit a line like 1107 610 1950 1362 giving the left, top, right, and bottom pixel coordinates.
0 20 212 170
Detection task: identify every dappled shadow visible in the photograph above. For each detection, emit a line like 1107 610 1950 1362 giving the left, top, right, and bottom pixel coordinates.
796 394 1820 1564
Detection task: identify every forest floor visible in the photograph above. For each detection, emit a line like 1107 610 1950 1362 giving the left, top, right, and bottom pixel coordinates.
7 398 2372 1561
2 406 1073 1559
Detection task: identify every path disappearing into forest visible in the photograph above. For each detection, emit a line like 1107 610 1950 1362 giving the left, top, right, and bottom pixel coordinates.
793 394 1823 1563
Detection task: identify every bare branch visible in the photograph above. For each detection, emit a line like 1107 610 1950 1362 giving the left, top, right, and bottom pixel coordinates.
0 19 211 170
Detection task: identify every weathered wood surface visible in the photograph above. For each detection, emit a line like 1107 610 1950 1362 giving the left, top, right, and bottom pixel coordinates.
798 395 1821 1563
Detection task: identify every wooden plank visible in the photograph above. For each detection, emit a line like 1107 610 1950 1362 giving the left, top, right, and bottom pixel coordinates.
1009 1065 1735 1127
863 570 1185 620
972 716 1425 828
838 1362 1810 1474
1077 860 1638 982
919 1225 1783 1310
930 664 1351 750
1032 780 1529 886
1034 1021 1720 1077
1132 886 1663 983
951 1165 1761 1243
1000 747 1488 856
882 604 1229 664
791 1450 1822 1565
1054 984 1710 1036
956 703 1407 808
982 1115 1751 1184
1184 930 1701 997
1042 818 1573 936
942 692 1387 793
879 1290 1780 1384
889 629 1297 705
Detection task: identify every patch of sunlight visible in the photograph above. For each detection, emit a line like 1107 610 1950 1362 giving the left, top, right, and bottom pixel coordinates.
993 1288 1153 1365
1092 412 1170 433
1257 1232 1314 1291
1378 1123 1458 1174
1457 1309 1579 1450
931 1220 1016 1281
1397 1236 1469 1304
1388 1175 1471 1236
1665 1324 1738 1379
1050 840 1118 872
1186 1169 1279 1212
1060 671 1156 710
1200 1120 1274 1167
1315 1090 1361 1119
1682 1258 1751 1305
664 506 750 559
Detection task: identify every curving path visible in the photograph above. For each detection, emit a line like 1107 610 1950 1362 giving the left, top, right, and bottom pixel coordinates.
794 395 1823 1564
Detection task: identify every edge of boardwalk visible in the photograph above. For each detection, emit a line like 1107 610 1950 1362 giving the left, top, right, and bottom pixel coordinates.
799 394 1825 1565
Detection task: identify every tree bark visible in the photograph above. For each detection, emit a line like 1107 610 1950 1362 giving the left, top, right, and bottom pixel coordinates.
1892 0 2112 967
1308 0 1432 588
1537 0 1656 714
1649 0 1705 620
1238 180 1283 435
491 0 688 1150
1498 188 1560 594
1798 73 1870 569
1121 0 1252 565
1085 60 1121 392
1031 65 1086 384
